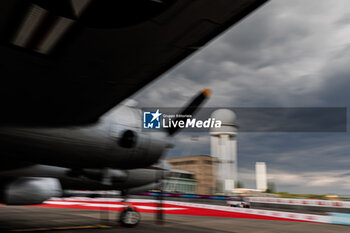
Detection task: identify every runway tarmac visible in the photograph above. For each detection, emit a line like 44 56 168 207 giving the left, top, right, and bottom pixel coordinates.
0 205 349 233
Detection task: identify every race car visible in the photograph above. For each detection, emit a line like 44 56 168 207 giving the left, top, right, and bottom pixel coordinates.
227 197 251 208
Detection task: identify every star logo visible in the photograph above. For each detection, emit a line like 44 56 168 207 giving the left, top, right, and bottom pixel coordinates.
143 109 162 129
151 109 162 122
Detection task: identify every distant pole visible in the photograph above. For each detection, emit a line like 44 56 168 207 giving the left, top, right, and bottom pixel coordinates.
99 193 109 225
156 170 164 224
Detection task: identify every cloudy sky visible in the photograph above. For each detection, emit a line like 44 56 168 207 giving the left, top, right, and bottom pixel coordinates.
132 0 350 195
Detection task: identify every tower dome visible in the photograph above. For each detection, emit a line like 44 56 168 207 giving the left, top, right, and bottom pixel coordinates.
210 109 237 135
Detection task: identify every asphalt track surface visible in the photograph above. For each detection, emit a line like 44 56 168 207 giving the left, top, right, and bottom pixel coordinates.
0 203 349 232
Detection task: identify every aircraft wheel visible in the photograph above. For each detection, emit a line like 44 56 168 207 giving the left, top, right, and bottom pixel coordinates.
119 207 141 227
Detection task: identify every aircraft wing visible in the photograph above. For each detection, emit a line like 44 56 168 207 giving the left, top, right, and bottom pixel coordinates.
0 0 267 125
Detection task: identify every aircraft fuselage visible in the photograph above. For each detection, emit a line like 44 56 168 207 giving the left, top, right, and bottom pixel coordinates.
0 105 168 169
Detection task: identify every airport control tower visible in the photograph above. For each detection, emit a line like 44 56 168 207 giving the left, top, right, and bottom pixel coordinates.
210 109 238 194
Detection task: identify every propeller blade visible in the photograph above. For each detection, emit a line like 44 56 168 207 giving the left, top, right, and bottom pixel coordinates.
167 88 211 136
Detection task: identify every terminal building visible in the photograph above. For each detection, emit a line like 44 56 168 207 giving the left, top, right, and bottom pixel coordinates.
162 169 196 194
164 109 268 196
165 109 238 195
165 155 215 195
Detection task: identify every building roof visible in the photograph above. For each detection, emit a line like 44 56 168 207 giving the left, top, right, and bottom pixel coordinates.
166 155 213 161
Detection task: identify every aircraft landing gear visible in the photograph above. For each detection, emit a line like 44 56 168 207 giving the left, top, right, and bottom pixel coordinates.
119 206 141 227
119 190 140 227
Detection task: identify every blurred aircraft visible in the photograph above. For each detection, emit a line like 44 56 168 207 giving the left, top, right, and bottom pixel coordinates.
0 0 267 226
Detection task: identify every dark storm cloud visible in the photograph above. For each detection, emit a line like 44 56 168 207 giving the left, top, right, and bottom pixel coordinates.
205 107 346 132
133 0 350 194
316 45 350 106
237 133 350 172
